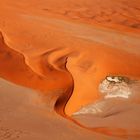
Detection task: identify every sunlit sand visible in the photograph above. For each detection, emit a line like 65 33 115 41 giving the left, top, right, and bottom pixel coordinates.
0 0 140 139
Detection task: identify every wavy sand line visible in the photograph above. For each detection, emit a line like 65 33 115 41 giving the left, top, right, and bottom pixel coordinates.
0 31 74 117
0 31 101 136
0 32 83 136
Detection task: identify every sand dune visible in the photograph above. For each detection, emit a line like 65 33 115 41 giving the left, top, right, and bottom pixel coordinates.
0 0 140 139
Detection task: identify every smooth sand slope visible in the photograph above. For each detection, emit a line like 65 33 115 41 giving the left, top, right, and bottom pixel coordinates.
0 0 140 139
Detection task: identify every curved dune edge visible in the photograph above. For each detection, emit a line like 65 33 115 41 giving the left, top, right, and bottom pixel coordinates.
0 30 74 118
0 31 109 137
0 30 73 113
1 30 140 139
0 31 82 133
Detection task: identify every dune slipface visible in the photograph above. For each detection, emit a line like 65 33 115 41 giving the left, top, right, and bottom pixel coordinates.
0 0 140 139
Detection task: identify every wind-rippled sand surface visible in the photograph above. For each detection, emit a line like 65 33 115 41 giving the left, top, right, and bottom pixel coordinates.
0 0 140 139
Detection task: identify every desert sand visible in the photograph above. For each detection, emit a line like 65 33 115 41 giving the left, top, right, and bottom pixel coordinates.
0 0 140 139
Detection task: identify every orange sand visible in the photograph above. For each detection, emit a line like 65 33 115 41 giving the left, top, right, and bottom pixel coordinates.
0 0 140 139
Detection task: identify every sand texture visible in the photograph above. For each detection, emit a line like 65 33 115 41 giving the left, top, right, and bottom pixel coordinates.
0 0 140 139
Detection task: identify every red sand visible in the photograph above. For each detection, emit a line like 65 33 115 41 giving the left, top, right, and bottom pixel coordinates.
0 0 140 139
